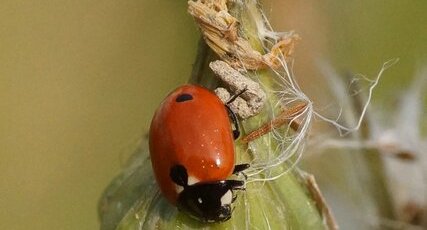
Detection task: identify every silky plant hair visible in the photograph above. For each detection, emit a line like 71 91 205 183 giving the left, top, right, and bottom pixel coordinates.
236 1 398 183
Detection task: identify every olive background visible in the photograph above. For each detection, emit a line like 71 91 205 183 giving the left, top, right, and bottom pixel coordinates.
1 1 426 229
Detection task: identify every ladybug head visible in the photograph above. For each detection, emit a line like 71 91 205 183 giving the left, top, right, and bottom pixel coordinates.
170 165 244 222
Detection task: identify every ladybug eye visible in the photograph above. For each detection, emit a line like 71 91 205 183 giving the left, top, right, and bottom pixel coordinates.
170 165 188 186
175 93 193 102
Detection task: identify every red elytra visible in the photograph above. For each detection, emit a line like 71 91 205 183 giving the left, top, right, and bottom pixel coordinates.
149 84 235 204
149 84 249 222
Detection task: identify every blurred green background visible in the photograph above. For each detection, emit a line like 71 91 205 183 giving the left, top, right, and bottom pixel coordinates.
1 1 426 229
0 1 197 229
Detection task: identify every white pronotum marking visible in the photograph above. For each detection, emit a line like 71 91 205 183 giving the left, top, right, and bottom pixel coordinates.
175 185 184 194
220 190 233 206
187 176 199 186
174 176 200 193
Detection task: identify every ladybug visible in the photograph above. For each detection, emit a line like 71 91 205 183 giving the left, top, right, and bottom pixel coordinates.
149 84 249 222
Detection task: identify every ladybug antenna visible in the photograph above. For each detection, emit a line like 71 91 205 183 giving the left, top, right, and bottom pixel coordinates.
226 87 247 104
225 180 245 190
170 165 188 187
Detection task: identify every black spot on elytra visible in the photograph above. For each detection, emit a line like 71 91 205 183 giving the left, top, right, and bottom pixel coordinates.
170 165 188 186
176 94 193 102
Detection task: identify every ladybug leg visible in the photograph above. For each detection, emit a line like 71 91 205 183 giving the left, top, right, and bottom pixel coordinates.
233 163 250 180
232 163 250 174
225 105 240 139
231 194 238 203
225 179 245 190
226 87 247 104
225 88 247 139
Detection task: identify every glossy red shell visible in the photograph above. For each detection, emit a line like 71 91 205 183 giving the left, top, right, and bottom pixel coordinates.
149 85 235 204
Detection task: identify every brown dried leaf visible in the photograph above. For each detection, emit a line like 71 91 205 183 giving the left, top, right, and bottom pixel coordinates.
188 0 298 70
